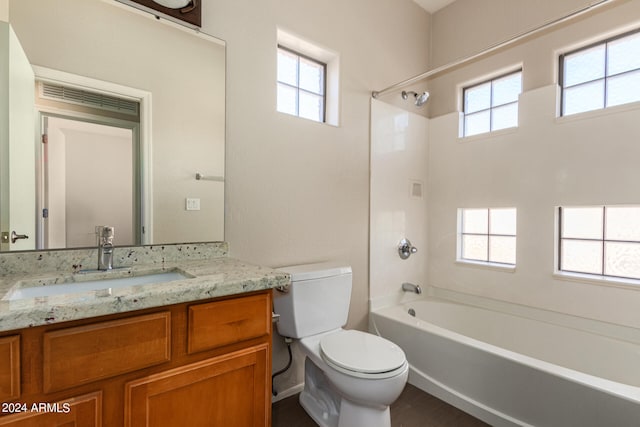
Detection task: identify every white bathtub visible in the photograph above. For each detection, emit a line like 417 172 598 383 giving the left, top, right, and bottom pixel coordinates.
371 297 640 427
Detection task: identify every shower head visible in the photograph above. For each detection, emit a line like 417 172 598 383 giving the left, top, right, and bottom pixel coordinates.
401 90 430 107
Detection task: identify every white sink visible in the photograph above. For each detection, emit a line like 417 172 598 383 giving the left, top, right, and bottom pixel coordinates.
5 270 188 301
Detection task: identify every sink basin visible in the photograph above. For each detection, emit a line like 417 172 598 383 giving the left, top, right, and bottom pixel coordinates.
5 270 188 301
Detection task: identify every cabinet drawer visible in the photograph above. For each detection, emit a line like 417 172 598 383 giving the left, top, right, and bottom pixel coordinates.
0 391 102 427
43 312 170 393
188 293 271 354
0 335 20 401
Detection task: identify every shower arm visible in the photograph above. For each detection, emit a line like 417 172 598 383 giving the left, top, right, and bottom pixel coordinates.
371 0 619 99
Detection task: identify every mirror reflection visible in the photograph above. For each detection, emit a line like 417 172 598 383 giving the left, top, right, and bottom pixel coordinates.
0 0 225 252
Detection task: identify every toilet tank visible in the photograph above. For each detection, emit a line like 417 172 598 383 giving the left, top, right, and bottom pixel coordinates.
273 262 352 339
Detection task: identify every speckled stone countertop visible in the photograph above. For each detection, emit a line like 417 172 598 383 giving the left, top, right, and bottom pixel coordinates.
0 243 290 332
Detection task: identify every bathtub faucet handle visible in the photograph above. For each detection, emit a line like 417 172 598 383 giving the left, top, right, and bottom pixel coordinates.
402 282 422 294
398 238 418 259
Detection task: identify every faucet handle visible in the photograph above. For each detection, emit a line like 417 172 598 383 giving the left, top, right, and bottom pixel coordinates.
398 238 418 259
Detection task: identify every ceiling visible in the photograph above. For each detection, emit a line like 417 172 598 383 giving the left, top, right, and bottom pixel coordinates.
413 0 456 14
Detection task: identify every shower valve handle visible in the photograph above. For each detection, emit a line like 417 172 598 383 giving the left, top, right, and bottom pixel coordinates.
398 238 418 260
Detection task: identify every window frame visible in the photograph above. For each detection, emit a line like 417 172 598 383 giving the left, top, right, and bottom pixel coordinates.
457 207 517 268
557 205 640 282
559 28 640 117
277 45 327 123
462 69 522 137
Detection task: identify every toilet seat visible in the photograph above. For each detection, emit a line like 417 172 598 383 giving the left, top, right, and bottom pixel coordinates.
320 330 407 379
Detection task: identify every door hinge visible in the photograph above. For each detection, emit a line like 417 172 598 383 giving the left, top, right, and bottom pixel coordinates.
41 134 48 144
43 208 49 218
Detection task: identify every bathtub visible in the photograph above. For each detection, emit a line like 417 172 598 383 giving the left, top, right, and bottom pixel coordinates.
371 297 640 427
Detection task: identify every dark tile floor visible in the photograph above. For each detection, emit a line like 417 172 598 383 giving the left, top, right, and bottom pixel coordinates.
272 384 489 427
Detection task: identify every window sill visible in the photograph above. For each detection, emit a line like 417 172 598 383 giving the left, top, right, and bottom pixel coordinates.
553 271 640 291
276 110 340 127
457 126 518 143
455 260 516 273
556 100 640 125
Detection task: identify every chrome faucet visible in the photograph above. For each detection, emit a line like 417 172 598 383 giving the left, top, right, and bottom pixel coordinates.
402 282 422 294
96 226 115 271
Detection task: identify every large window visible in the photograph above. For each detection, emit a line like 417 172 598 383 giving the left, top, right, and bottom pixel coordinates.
558 206 640 281
458 208 517 266
560 30 640 116
462 70 522 137
277 46 326 123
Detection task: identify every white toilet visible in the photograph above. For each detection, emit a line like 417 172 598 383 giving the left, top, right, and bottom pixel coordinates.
273 262 408 427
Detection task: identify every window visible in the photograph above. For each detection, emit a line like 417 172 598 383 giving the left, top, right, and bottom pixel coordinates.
558 206 640 281
560 30 640 116
462 70 522 137
277 46 326 123
458 208 517 266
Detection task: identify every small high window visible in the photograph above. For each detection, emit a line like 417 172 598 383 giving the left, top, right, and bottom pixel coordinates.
277 46 326 123
558 206 640 281
458 208 517 266
462 70 522 137
560 29 640 116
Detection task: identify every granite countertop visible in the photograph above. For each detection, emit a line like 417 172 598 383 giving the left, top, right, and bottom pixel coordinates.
0 251 290 332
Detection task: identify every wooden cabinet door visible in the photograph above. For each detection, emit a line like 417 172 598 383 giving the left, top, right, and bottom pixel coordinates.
0 336 20 401
125 343 270 427
0 392 101 427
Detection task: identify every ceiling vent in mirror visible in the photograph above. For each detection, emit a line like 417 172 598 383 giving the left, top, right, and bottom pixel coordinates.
40 83 139 117
151 0 191 8
116 0 201 28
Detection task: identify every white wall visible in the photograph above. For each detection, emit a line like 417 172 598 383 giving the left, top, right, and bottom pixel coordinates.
426 1 640 329
203 0 431 396
205 0 431 330
430 0 602 70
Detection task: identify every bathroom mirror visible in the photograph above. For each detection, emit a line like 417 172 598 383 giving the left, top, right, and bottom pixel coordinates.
0 0 225 252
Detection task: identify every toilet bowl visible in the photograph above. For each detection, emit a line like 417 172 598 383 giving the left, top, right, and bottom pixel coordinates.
273 263 408 427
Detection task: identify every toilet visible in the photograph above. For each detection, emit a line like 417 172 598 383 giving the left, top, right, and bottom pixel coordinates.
273 262 408 427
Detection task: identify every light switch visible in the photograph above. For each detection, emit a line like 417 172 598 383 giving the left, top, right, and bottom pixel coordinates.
186 198 201 211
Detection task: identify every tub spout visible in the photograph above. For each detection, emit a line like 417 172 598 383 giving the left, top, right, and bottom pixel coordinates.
402 282 422 294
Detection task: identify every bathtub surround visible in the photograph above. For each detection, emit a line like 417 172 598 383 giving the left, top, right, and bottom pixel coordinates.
369 99 429 309
428 77 640 327
371 0 640 329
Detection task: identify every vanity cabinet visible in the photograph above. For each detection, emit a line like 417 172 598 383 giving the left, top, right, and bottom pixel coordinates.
0 290 272 427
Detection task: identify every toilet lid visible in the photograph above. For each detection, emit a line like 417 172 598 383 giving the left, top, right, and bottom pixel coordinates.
320 330 406 375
